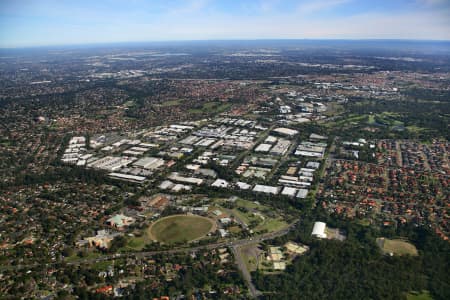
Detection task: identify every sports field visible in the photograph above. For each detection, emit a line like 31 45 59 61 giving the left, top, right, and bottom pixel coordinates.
148 215 216 244
376 237 418 256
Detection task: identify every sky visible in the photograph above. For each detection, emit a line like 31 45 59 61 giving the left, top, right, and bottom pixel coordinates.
0 0 449 47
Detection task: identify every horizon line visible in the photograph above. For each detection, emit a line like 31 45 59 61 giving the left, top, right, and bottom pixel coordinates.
2 37 450 50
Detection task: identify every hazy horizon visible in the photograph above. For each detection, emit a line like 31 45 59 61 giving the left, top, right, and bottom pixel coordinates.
1 38 450 51
1 0 450 48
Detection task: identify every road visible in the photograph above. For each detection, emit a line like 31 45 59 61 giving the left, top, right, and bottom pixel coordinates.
231 244 262 298
230 223 295 298
0 220 297 272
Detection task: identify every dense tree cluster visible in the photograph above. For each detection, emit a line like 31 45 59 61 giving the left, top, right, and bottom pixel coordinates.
254 213 450 300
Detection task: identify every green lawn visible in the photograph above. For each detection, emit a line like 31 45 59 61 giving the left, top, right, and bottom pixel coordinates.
357 219 371 226
91 260 114 271
376 238 418 256
231 208 253 225
148 215 215 244
255 218 288 233
325 114 367 127
65 250 101 262
407 291 433 300
124 236 147 251
235 199 264 210
160 99 183 107
407 125 426 133
189 102 231 114
123 100 135 107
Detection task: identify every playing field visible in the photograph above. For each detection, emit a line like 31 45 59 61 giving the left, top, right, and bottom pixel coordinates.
148 215 215 244
376 237 418 256
407 290 433 300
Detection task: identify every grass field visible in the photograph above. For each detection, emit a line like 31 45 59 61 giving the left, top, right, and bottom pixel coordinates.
255 218 288 233
376 237 418 256
218 198 289 233
148 215 215 244
125 236 147 250
235 199 262 209
407 125 427 133
65 250 101 262
160 99 183 107
188 102 231 114
407 291 433 300
231 208 255 225
324 114 367 127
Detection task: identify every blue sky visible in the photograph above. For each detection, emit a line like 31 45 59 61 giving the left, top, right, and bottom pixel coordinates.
1 0 449 47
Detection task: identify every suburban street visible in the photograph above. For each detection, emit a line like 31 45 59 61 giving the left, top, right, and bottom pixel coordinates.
0 220 298 274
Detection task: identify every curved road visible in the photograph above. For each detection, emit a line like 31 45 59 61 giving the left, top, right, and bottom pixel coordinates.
1 220 298 297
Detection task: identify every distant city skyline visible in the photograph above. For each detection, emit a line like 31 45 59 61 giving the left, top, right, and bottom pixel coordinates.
1 0 450 48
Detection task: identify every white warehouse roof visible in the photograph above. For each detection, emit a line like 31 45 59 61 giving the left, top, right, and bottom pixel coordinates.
281 187 297 197
253 184 280 195
273 127 299 137
312 222 327 239
254 143 272 153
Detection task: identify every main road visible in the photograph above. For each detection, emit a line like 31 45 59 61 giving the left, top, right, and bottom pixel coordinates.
0 220 297 270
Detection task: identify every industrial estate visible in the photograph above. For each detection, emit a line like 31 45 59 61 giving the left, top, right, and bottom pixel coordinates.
0 39 449 299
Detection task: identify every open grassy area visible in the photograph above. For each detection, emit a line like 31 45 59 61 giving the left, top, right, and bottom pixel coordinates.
324 114 367 128
65 250 101 262
407 125 427 133
376 238 418 256
255 218 288 233
235 199 263 210
160 99 183 107
123 100 135 107
323 102 344 117
212 198 290 235
366 112 405 127
407 291 433 300
357 219 371 226
124 236 147 251
189 102 231 114
148 215 215 244
91 260 114 271
231 208 253 225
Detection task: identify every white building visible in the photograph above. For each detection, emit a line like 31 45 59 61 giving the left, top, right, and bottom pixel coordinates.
296 189 309 199
236 181 252 190
211 179 229 188
253 185 280 195
264 135 278 144
108 173 146 183
159 180 174 190
281 187 297 197
134 157 165 170
312 222 327 239
273 127 299 137
254 143 272 153
168 172 203 185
